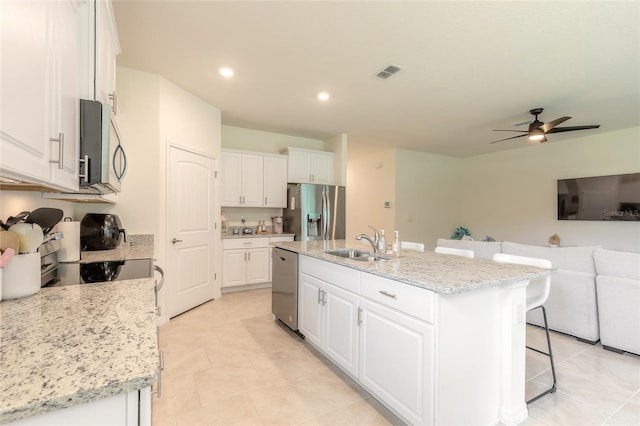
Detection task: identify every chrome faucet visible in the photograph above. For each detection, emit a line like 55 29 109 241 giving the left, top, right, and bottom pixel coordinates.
356 225 380 254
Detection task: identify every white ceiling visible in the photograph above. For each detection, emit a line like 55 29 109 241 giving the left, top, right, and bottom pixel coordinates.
112 1 640 157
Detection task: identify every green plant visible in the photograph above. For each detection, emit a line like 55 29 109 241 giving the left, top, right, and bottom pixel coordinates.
451 227 471 240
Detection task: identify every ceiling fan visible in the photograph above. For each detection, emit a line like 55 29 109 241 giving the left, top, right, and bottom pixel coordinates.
490 108 600 144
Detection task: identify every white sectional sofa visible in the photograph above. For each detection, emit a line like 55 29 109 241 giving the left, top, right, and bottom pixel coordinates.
593 248 640 355
436 238 639 353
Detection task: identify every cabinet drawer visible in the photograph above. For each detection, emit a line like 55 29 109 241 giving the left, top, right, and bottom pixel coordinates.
300 255 359 293
223 237 269 250
360 272 435 324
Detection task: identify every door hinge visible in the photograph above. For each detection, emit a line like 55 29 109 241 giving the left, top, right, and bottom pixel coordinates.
214 273 217 280
215 222 217 230
215 171 218 178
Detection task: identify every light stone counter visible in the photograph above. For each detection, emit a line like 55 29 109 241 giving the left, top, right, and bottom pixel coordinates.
80 234 154 263
273 240 552 294
222 232 295 239
0 279 159 424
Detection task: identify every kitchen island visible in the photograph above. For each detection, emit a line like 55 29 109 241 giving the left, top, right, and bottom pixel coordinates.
0 278 159 425
273 240 553 426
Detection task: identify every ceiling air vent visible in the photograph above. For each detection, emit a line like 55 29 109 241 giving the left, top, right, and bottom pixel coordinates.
374 64 403 79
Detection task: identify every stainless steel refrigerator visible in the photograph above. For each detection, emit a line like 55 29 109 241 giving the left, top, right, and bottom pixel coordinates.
283 184 346 241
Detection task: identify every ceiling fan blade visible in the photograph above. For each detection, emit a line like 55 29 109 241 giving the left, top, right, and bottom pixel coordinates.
541 116 571 133
492 130 528 133
546 125 600 134
489 134 528 144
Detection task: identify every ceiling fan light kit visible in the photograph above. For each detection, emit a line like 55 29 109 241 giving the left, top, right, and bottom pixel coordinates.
490 108 600 144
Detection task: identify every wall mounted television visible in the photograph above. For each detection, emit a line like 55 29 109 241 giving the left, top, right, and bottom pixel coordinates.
558 173 640 221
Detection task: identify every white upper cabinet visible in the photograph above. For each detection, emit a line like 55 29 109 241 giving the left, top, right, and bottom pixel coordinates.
94 0 119 112
263 155 287 207
281 147 334 184
0 0 83 192
220 150 287 208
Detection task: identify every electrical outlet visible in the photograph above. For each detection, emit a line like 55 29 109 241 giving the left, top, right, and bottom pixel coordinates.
384 201 391 208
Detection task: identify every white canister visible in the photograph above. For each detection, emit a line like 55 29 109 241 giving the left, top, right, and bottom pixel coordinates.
56 220 80 262
1 252 40 300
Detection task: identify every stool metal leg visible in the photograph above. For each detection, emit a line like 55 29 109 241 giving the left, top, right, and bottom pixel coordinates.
526 305 557 404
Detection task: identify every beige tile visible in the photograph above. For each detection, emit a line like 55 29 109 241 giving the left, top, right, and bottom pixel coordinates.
298 398 396 426
250 348 336 385
195 364 270 405
248 382 320 425
605 391 640 426
152 372 201 418
527 391 611 425
152 413 177 426
161 346 212 377
176 393 264 426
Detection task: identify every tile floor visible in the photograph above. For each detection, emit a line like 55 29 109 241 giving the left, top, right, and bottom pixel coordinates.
153 289 640 426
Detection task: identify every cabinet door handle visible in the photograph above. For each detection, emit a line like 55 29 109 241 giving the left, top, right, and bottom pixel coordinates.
357 307 363 326
248 252 251 261
321 290 327 306
239 195 242 204
317 288 322 304
49 132 64 169
109 92 118 115
78 155 90 182
379 290 397 299
265 197 267 205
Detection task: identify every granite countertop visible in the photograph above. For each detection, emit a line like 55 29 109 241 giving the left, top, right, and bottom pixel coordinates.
0 279 159 424
80 234 154 263
222 232 295 239
273 240 553 295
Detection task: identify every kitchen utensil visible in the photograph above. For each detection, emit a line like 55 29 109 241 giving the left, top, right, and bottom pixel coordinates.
4 211 30 228
25 207 64 234
9 223 44 254
0 231 20 254
0 248 15 268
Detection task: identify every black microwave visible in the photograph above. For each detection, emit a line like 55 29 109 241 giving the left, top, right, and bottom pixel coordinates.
79 99 127 193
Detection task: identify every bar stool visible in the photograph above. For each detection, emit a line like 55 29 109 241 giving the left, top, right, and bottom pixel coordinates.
493 253 557 404
435 246 474 258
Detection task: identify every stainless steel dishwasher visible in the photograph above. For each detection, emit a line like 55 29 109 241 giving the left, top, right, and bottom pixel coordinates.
272 247 298 331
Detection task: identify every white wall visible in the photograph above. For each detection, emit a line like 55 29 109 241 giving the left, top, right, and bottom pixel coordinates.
221 125 324 153
395 150 462 249
346 144 396 241
458 127 640 252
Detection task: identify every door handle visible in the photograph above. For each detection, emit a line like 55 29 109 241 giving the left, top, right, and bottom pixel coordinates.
171 238 183 244
379 290 397 299
49 132 64 169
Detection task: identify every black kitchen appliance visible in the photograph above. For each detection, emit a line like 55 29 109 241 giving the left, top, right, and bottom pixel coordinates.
80 213 127 250
42 258 153 287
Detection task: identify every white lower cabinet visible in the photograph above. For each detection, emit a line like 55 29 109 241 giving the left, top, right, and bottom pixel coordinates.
358 298 434 425
222 238 269 288
298 255 435 425
298 256 360 377
8 387 151 426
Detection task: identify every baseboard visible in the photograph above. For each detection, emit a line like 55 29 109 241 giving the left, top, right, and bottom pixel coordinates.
221 282 272 294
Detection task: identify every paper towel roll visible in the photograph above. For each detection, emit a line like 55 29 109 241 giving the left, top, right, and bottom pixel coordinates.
57 221 80 262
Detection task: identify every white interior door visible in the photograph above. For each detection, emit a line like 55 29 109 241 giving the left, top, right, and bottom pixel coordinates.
167 146 216 318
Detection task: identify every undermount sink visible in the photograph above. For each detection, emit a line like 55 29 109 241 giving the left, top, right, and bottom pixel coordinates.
324 249 390 262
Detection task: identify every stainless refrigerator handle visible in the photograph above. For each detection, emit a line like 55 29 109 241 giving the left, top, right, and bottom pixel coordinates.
323 187 330 240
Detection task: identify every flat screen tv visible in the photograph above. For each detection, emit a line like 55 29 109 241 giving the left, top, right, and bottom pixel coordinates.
558 173 640 221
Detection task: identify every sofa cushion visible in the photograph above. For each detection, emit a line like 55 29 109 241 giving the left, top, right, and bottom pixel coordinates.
435 238 502 260
501 242 599 274
596 275 640 355
593 248 640 280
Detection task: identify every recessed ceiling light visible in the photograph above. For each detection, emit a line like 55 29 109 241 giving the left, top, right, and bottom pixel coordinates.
317 91 330 101
219 67 234 78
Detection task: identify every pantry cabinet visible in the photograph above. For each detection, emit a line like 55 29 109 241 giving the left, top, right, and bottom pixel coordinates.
222 238 270 288
0 0 84 192
220 150 287 208
281 147 334 184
